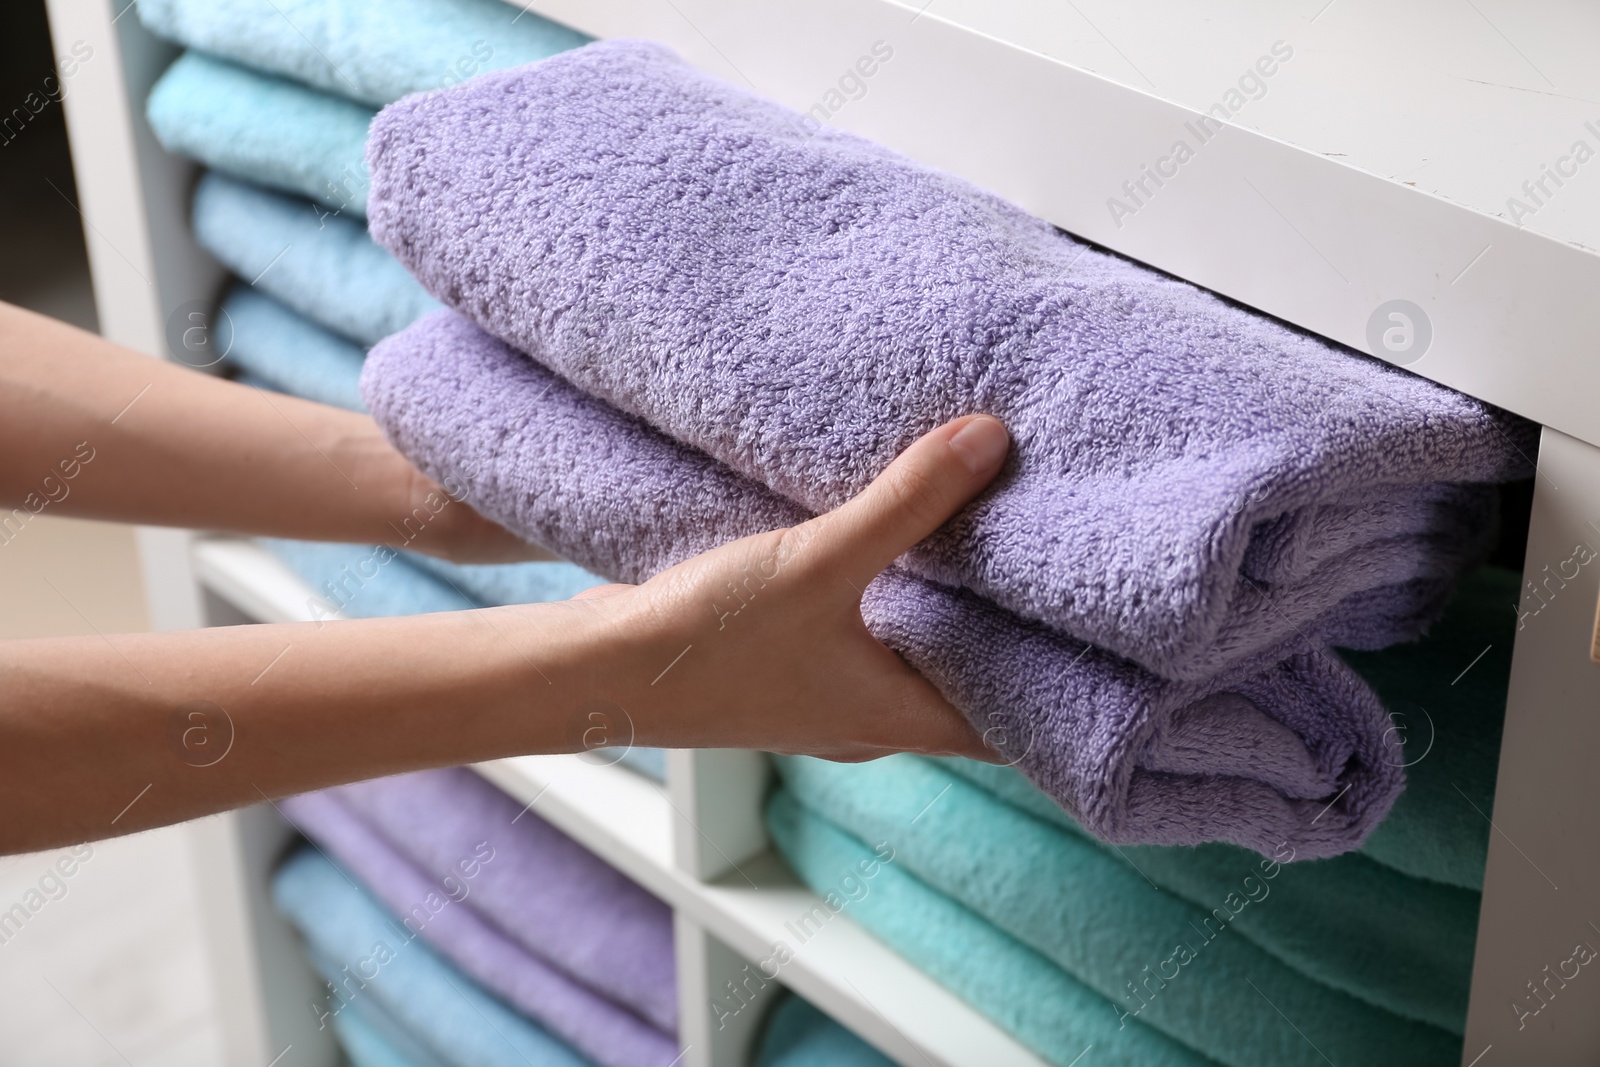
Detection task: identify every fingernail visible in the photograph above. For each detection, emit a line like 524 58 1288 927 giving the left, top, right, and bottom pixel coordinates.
948 417 1009 475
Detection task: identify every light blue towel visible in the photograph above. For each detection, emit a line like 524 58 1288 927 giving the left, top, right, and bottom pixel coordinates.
225 286 368 411
138 0 588 108
149 52 373 215
197 172 437 347
756 996 894 1067
274 847 594 1067
316 954 452 1067
260 536 475 617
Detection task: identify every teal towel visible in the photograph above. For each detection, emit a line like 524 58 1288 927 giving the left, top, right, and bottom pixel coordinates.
225 285 368 411
149 52 373 215
196 172 437 346
1344 566 1515 890
316 955 452 1067
766 790 1219 1067
137 0 588 108
755 996 894 1067
273 846 594 1067
937 757 1477 1033
770 767 1460 1067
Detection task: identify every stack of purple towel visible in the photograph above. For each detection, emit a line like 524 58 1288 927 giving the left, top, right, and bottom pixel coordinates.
283 768 677 1067
356 40 1534 859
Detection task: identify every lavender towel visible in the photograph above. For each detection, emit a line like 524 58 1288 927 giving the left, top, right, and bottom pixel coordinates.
363 39 1534 682
282 787 679 1067
335 768 677 1033
367 312 1402 859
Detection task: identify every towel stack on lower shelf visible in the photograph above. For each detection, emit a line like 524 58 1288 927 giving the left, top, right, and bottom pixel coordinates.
278 768 679 1067
766 566 1515 1066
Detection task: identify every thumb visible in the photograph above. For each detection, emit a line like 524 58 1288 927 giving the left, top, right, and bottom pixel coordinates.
805 415 1009 589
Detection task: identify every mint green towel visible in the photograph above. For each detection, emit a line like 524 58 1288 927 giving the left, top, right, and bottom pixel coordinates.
138 0 587 108
1344 566 1514 890
771 765 1459 1067
767 790 1220 1067
196 172 437 346
149 52 373 215
755 996 894 1067
937 757 1477 1033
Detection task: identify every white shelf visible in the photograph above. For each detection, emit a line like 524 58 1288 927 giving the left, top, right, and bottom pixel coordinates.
477 755 1051 1067
190 537 342 624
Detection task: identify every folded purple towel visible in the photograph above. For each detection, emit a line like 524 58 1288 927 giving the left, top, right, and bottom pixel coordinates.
281 786 679 1067
364 38 1533 681
333 768 677 1033
363 311 1405 858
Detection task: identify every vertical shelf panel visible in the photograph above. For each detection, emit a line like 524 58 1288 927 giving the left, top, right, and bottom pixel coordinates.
668 749 773 881
1463 427 1600 1063
675 914 783 1067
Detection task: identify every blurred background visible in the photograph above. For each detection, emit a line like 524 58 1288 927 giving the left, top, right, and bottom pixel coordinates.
0 3 223 1062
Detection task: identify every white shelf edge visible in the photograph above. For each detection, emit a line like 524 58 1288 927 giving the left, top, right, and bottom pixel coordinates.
190 536 343 624
479 756 1050 1067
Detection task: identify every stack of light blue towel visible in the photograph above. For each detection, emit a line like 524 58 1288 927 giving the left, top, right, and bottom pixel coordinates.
142 1 670 771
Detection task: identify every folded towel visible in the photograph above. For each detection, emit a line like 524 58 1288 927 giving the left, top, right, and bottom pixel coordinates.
224 285 368 411
321 977 451 1067
196 172 437 347
261 537 475 616
1345 566 1515 890
335 768 678 1033
755 996 894 1067
770 786 1460 1067
364 38 1534 683
778 754 1471 1041
765 790 1217 1067
150 52 373 215
138 0 587 108
273 846 593 1067
283 788 679 1067
364 311 1403 858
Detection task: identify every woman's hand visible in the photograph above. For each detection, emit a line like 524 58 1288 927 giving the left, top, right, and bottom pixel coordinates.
562 415 1011 762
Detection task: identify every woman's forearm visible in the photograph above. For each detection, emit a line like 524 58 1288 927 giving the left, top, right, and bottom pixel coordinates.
0 300 544 560
0 602 616 853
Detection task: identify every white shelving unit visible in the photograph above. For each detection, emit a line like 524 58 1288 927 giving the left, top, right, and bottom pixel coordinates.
43 0 1600 1064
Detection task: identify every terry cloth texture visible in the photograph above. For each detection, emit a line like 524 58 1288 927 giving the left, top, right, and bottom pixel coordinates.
196 172 437 347
777 754 1472 1043
323 984 451 1067
137 0 588 108
765 790 1221 1067
335 768 678 1034
223 285 367 411
283 787 679 1067
769 786 1461 1067
931 564 1513 897
274 846 593 1067
364 38 1535 683
1344 565 1517 890
755 996 895 1067
149 52 373 215
364 311 1402 858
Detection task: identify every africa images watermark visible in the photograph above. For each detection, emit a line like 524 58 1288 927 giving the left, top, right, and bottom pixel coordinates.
1107 40 1295 230
0 844 95 948
710 841 898 1030
1113 839 1297 1029
786 40 896 139
310 840 497 1031
1 39 93 149
0 441 96 548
